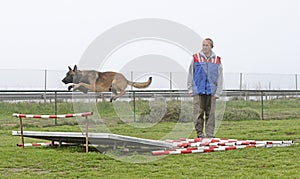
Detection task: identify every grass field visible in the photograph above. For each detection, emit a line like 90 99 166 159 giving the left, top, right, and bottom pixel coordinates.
0 100 300 178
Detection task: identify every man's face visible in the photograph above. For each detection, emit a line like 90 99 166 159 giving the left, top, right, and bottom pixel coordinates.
202 40 213 54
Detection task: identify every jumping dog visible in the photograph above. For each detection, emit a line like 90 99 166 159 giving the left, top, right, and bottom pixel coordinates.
62 65 152 102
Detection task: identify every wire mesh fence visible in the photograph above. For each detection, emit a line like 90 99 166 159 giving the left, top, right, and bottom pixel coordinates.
0 69 299 124
0 69 298 90
0 89 299 122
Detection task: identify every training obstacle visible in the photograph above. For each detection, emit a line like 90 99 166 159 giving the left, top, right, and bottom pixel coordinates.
152 137 294 155
13 112 93 153
12 131 173 151
12 112 173 153
12 112 295 155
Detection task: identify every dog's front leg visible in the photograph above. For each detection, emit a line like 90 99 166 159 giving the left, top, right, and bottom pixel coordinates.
72 85 89 94
73 82 97 93
72 83 83 91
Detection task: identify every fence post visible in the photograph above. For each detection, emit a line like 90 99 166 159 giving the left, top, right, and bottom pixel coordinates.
44 70 47 103
296 74 298 98
133 91 136 122
131 71 133 91
261 91 264 120
130 71 133 103
239 73 243 90
44 69 47 91
54 91 57 125
239 73 243 99
170 72 173 98
169 72 172 90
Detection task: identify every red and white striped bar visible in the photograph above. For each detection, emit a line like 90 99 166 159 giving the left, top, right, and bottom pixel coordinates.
16 141 70 147
152 138 294 155
152 144 267 155
169 138 293 148
13 112 93 119
17 142 52 147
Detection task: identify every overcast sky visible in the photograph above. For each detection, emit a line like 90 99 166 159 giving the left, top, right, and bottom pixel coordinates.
1 0 299 74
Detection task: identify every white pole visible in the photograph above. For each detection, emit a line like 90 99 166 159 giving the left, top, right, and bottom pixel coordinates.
44 69 47 103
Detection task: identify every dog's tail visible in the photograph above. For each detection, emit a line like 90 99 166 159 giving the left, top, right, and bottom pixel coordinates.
127 77 152 88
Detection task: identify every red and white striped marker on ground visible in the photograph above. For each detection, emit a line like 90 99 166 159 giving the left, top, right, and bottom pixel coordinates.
166 137 293 147
152 138 294 155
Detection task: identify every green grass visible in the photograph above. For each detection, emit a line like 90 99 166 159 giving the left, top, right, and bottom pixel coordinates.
1 119 300 178
226 98 300 119
1 98 300 123
1 100 300 178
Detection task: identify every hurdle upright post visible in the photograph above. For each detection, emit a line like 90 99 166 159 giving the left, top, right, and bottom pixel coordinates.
85 115 89 153
19 116 25 149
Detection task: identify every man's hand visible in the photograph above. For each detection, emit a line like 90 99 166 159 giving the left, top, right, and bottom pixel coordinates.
213 95 219 100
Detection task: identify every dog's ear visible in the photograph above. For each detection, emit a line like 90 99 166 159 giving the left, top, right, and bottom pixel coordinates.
68 66 72 71
73 65 78 71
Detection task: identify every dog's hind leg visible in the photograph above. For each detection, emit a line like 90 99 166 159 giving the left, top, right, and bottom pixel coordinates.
110 90 126 102
109 87 118 102
109 76 128 102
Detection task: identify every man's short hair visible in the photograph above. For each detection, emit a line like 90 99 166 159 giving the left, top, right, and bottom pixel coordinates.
204 38 214 48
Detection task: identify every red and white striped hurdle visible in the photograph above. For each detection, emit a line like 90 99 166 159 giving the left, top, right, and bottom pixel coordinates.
13 112 93 153
12 112 93 119
152 137 294 155
16 141 70 147
17 142 53 147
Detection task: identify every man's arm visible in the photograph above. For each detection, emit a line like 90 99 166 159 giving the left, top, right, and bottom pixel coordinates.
187 57 194 96
215 63 223 98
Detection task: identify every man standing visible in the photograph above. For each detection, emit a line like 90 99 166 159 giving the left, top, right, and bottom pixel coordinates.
187 38 223 138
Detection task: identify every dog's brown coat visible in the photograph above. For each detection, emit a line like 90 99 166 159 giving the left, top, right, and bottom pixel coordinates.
62 65 152 102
